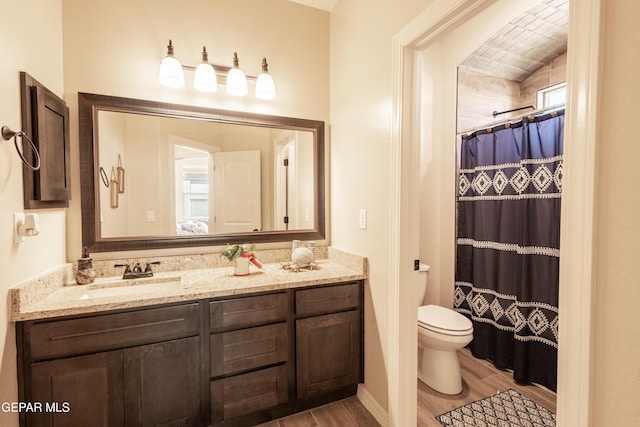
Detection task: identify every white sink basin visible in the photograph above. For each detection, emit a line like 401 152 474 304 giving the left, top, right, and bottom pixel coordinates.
78 277 182 300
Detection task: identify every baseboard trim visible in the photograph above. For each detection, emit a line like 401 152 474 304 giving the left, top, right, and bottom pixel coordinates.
357 384 388 427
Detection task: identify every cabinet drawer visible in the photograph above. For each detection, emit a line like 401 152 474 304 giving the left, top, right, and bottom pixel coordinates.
210 365 288 423
29 303 199 360
295 283 361 316
210 323 288 377
209 293 287 331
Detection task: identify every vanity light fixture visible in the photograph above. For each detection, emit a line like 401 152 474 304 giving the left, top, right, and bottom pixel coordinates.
158 40 276 100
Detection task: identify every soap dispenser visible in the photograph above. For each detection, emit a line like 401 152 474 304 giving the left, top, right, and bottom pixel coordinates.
76 246 96 285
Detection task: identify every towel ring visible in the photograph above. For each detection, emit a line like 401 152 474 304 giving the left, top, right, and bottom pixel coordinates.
99 166 109 187
1 126 41 171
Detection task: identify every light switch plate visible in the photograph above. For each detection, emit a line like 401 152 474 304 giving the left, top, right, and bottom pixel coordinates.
359 209 367 230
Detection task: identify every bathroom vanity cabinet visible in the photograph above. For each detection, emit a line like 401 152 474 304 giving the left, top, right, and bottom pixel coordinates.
18 303 202 426
16 281 364 427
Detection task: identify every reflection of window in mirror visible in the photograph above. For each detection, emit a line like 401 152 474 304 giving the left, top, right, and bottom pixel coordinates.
174 144 211 235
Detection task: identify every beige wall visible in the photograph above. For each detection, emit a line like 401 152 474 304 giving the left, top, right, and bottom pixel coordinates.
592 0 640 423
329 0 441 413
0 1 66 425
62 0 330 260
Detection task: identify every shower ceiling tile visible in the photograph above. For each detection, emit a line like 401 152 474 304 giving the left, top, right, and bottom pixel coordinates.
460 0 568 82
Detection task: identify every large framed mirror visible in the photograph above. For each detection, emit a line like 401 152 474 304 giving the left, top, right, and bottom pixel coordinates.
79 92 325 252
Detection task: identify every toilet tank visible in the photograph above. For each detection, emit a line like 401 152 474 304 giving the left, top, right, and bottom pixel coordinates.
417 263 430 306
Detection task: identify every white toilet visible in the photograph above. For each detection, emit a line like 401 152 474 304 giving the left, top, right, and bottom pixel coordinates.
417 264 473 395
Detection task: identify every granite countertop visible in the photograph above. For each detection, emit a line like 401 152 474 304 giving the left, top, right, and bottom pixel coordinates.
10 248 368 322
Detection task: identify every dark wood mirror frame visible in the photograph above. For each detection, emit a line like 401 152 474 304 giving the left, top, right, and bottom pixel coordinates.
78 92 325 253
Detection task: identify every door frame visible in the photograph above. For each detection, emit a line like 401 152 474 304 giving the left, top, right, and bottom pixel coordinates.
388 0 602 426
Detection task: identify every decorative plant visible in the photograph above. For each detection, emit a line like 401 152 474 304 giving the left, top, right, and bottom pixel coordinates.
221 243 256 262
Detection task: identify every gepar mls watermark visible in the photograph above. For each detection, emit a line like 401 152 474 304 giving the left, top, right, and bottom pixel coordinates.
1 401 70 413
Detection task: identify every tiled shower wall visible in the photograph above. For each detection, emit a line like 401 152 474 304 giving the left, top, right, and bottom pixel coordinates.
457 51 567 133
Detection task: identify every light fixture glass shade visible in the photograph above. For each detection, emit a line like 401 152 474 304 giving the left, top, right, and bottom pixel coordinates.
159 56 185 88
256 73 276 100
226 52 248 96
194 64 217 92
159 40 184 88
194 47 218 92
256 58 276 100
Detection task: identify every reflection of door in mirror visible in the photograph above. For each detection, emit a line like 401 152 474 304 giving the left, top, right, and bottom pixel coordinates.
274 131 315 231
213 151 262 233
174 144 211 236
274 138 295 230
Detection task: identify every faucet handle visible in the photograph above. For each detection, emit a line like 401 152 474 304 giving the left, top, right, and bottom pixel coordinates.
144 261 161 273
114 263 131 272
114 263 132 279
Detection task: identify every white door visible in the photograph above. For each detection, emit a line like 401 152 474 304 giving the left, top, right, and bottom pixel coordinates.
212 150 262 233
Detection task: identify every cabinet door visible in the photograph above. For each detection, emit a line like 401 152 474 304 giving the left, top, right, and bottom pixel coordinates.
32 85 71 202
296 310 361 399
124 337 201 427
28 351 124 427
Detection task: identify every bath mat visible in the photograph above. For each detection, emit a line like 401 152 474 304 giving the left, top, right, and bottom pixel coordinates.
436 389 556 427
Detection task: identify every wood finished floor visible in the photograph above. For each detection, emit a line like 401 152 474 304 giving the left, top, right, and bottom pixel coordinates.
258 348 556 426
418 348 557 427
256 396 380 427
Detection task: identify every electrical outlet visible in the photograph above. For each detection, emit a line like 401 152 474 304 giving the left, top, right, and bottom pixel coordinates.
359 209 367 230
146 211 155 222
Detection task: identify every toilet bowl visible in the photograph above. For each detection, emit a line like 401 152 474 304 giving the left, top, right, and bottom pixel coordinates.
416 264 473 395
418 305 473 394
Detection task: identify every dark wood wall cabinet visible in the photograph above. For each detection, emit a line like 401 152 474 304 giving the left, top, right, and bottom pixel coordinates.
19 72 71 209
16 281 364 427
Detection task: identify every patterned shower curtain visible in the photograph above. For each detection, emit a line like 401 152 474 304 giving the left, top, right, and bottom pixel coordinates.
454 109 564 392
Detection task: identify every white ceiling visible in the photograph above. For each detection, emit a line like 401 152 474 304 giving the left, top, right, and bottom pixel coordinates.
460 0 569 82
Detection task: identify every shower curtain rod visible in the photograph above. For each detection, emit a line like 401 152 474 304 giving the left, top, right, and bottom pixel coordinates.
459 104 565 137
492 105 534 117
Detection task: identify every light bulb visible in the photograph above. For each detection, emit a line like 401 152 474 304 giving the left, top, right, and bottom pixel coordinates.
159 40 185 88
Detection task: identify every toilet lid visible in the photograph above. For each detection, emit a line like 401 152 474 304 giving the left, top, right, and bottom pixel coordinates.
418 305 473 333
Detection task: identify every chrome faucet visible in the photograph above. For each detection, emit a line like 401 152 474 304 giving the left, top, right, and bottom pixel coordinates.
114 261 161 279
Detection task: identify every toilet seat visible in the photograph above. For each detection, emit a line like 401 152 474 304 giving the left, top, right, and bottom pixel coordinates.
418 305 473 336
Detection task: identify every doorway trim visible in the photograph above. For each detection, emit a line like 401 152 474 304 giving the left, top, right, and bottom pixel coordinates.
388 0 602 426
